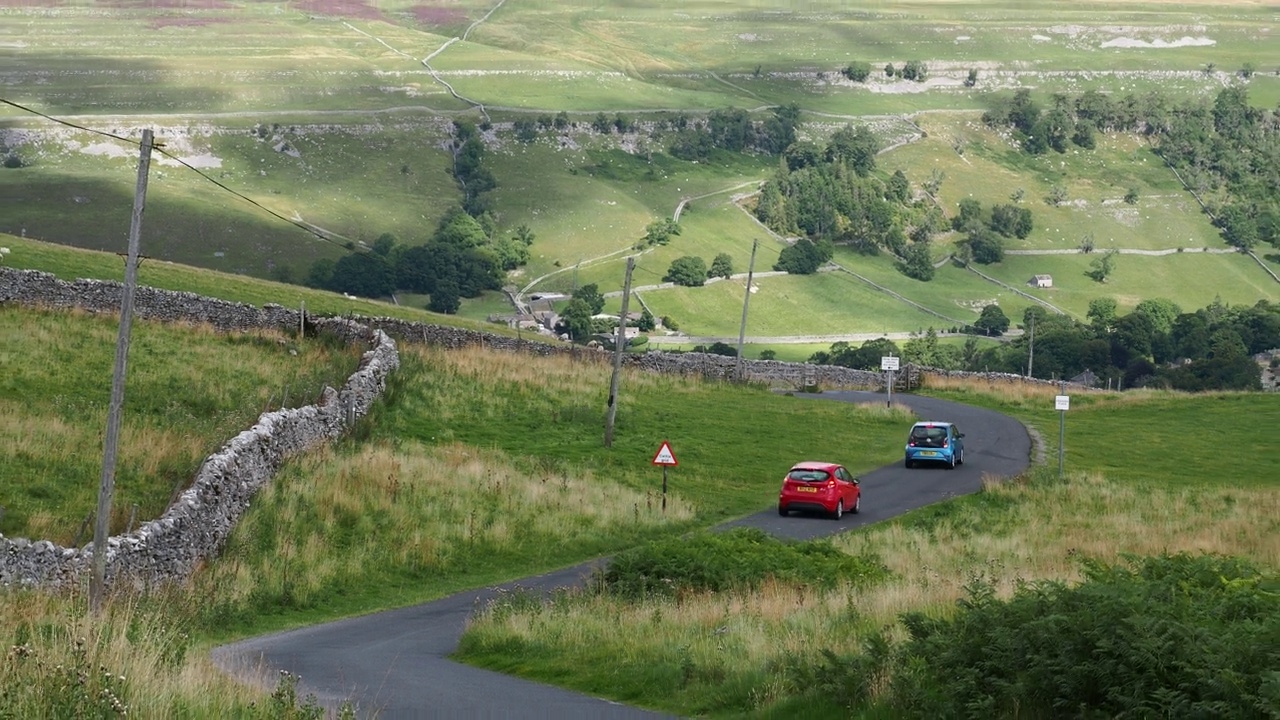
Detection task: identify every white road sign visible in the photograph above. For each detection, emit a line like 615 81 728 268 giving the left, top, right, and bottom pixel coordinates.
651 440 678 466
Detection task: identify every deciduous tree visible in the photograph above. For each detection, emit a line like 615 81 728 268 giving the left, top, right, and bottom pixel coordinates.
709 253 734 279
974 304 1010 336
664 256 708 286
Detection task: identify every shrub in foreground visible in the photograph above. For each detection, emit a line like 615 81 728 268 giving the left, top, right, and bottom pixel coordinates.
597 527 888 600
870 553 1279 718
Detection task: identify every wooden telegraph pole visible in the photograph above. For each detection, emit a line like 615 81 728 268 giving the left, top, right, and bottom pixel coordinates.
734 238 759 382
1027 311 1036 378
604 256 635 447
91 129 154 614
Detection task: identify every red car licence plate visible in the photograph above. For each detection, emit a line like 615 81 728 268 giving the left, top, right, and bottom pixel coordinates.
797 486 818 492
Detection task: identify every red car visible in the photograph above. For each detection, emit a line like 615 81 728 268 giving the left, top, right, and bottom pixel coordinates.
777 461 861 519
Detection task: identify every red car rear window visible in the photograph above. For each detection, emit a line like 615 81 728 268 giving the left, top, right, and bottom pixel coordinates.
787 469 831 482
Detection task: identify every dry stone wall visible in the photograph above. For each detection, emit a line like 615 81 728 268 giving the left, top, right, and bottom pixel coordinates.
0 267 1076 591
0 269 398 590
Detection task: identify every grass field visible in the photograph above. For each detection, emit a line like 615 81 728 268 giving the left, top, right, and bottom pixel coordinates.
0 234 527 335
4 1 1278 336
0 305 362 544
978 250 1279 317
878 114 1223 252
452 377 1279 717
1 244 1277 715
630 269 955 337
2 3 1279 716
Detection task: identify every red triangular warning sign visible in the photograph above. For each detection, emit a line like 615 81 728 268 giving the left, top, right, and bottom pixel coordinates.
651 440 678 466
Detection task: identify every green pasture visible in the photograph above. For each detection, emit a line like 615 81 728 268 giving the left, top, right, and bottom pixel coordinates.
4 0 1275 122
0 234 520 335
565 187 779 295
0 9 466 116
1250 75 1280 108
880 113 1222 253
467 0 1277 78
831 249 1028 325
974 251 1280 317
0 305 362 543
936 389 1280 491
489 143 772 289
607 230 1280 341
627 269 951 337
2 0 1277 339
0 123 462 280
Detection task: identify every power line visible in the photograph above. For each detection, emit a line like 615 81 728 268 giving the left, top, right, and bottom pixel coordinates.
0 97 355 250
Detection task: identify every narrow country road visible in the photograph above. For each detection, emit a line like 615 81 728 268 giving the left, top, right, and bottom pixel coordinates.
211 391 1032 718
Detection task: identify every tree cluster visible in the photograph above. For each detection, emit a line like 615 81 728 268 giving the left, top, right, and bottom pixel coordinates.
662 252 735 286
555 283 607 341
950 198 1034 266
756 123 917 262
666 104 802 161
806 297 1276 391
1157 86 1280 251
664 256 708 286
450 120 497 217
305 209 512 314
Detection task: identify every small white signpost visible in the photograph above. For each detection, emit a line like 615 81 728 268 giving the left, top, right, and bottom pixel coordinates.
881 356 900 407
651 440 678 512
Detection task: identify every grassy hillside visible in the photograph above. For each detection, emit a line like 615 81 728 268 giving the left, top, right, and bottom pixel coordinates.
3 0 1278 340
1 243 1276 716
456 383 1280 717
0 233 520 330
0 305 362 544
3 3 1278 715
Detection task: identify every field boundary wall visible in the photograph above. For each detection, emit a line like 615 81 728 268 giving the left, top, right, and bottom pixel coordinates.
0 267 1073 590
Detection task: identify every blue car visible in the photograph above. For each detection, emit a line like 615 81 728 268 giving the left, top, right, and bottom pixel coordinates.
904 421 965 469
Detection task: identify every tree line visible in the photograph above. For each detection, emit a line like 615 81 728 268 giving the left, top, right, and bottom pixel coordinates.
809 297 1278 391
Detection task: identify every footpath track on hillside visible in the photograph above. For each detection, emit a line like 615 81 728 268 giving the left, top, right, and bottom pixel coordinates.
211 392 1032 719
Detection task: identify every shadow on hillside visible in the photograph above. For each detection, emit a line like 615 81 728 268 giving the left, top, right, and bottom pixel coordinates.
0 172 343 282
0 53 236 117
0 50 358 280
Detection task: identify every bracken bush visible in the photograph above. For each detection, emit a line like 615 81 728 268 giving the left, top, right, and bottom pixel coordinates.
830 553 1279 719
596 527 889 600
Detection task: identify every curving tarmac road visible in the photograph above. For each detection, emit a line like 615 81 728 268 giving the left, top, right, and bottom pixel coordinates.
211 392 1031 719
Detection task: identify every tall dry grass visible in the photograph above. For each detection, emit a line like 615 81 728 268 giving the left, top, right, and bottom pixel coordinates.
198 441 694 612
919 373 1089 404
0 588 270 717
461 468 1280 711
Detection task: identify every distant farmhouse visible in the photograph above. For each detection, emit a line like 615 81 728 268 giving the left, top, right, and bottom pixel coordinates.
1070 369 1098 387
1029 274 1053 288
1255 349 1280 391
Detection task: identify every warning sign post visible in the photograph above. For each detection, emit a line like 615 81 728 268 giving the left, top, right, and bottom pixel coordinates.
651 441 677 512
